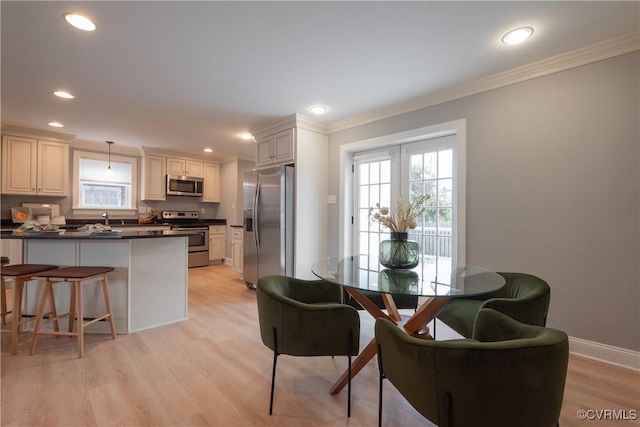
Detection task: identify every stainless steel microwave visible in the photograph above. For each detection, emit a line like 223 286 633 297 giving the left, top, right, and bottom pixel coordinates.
166 174 204 196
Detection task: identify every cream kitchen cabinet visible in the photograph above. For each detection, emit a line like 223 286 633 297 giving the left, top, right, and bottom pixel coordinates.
141 154 167 201
255 128 294 169
167 157 204 177
208 225 225 264
202 162 220 203
231 227 243 275
1 135 69 196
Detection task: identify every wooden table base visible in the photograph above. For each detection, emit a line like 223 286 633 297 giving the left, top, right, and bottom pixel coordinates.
329 290 451 395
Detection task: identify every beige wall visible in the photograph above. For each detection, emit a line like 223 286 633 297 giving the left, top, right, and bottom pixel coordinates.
327 52 639 352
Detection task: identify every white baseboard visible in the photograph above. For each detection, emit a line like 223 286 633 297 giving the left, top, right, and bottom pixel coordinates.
569 336 640 371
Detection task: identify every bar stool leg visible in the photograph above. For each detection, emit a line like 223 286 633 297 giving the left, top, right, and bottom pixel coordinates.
76 282 84 358
11 279 28 355
68 284 76 334
101 276 116 339
1 278 9 326
29 280 51 355
46 284 60 333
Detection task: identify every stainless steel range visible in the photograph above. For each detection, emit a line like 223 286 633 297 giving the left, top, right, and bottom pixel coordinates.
161 210 209 268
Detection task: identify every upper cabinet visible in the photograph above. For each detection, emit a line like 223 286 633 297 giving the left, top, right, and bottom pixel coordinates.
202 162 220 203
141 154 167 201
255 129 294 169
167 157 204 177
1 135 69 196
140 148 220 203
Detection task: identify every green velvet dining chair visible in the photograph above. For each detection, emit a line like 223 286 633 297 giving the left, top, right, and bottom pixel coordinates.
256 275 360 417
437 272 551 338
375 308 569 427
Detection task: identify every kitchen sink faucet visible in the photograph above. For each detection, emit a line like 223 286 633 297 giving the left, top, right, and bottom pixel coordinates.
102 211 109 225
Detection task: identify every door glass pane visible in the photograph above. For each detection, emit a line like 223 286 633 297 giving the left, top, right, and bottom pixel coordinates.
439 178 453 207
423 152 437 179
359 164 370 185
370 162 380 184
380 160 391 183
439 150 453 178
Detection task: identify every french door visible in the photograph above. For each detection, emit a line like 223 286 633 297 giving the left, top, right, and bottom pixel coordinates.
353 135 459 282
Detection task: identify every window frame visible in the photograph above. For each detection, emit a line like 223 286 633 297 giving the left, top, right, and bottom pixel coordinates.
72 149 138 216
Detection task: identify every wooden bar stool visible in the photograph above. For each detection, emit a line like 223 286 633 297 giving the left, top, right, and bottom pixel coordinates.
1 264 60 355
29 266 117 358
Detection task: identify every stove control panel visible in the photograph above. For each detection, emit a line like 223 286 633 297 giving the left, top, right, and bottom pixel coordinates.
161 210 199 220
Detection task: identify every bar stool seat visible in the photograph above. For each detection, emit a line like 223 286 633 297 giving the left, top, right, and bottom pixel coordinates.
29 266 117 358
1 264 60 354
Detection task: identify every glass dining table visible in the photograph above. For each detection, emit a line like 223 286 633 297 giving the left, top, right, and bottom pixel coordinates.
311 255 506 395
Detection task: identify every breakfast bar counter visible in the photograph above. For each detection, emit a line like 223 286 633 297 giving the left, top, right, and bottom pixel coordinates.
2 231 189 334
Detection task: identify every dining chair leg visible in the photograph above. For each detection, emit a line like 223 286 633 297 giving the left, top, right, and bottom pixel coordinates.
269 326 278 415
377 343 384 427
444 392 453 427
347 329 353 418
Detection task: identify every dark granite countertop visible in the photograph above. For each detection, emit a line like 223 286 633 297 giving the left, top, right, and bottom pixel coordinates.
0 218 227 231
1 230 196 240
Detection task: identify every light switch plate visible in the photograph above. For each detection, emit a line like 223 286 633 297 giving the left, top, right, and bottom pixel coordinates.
327 195 337 204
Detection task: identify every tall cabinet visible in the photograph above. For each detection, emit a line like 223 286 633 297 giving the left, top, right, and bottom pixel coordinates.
252 114 328 280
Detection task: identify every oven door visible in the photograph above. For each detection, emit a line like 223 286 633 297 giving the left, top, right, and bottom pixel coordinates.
166 227 209 252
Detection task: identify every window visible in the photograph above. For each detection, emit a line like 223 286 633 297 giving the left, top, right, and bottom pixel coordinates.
73 150 138 213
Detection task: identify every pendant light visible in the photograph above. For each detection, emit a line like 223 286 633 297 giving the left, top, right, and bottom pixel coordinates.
105 141 114 176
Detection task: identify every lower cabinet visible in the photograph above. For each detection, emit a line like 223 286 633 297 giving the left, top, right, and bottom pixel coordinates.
1 239 23 264
231 227 243 276
209 225 225 264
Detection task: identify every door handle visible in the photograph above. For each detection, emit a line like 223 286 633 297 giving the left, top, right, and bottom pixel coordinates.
254 182 261 251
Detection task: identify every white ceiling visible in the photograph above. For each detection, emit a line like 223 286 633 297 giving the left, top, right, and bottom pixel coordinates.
2 1 638 161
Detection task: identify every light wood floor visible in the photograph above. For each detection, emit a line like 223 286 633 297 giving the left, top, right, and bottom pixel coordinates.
2 264 638 426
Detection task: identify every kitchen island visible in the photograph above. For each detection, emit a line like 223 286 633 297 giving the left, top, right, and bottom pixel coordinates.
2 230 189 334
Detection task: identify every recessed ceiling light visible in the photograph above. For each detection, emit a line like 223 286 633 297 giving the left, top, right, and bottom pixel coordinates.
501 27 534 45
309 105 328 114
239 133 254 141
63 13 96 31
203 148 213 153
54 91 74 99
48 122 64 128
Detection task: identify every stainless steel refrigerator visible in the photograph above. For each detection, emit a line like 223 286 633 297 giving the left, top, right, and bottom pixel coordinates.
243 165 294 288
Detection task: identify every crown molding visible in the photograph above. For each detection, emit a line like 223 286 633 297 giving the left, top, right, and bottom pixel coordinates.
70 139 141 156
328 32 640 134
139 145 222 163
253 113 328 139
1 124 76 143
